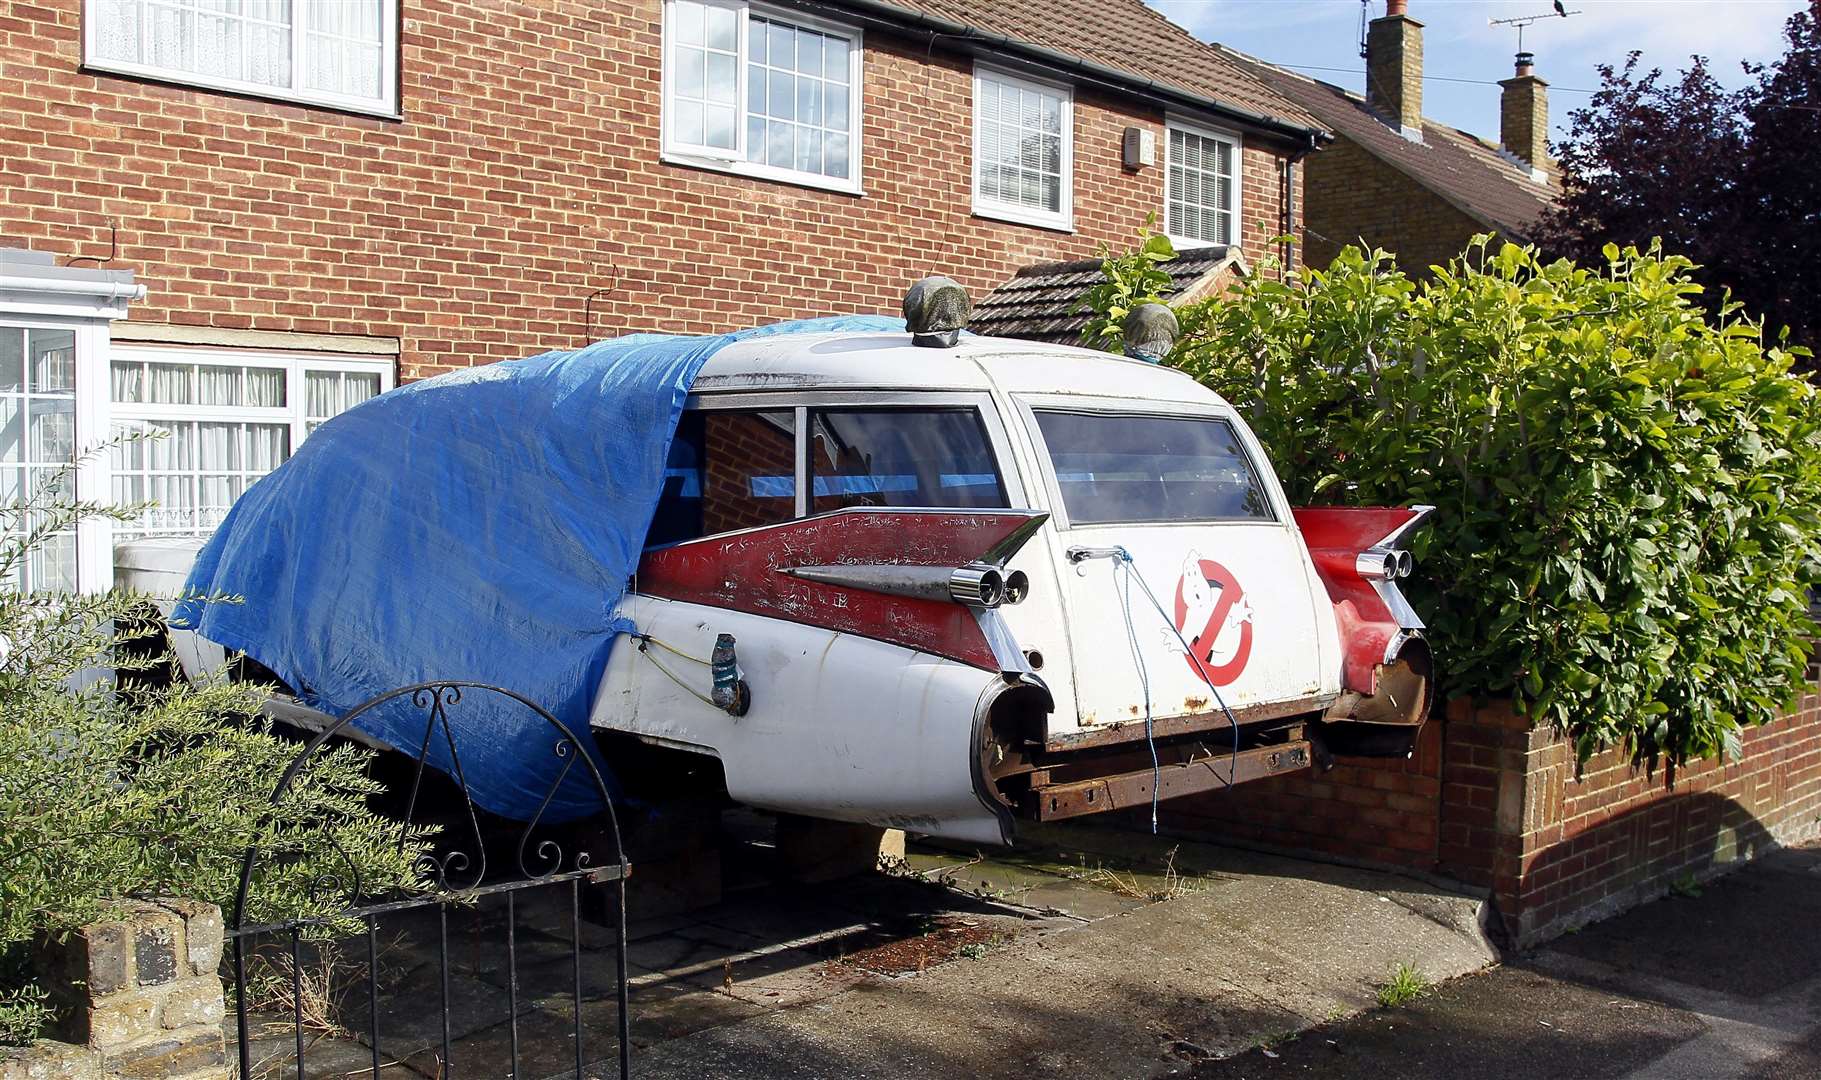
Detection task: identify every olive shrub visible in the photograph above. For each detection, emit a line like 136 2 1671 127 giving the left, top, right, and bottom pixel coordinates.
0 459 428 1044
1084 235 1821 768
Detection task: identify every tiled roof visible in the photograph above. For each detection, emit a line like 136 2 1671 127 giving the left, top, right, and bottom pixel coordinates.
971 246 1235 345
864 0 1323 134
1219 48 1559 240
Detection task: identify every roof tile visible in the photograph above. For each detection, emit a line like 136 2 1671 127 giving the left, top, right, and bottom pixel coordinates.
1220 49 1559 239
972 246 1234 344
874 0 1323 132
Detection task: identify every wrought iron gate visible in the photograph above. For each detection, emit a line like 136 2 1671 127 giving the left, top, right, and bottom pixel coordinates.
227 682 631 1079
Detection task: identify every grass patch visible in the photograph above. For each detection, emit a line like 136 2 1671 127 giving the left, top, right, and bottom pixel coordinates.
1375 962 1432 1008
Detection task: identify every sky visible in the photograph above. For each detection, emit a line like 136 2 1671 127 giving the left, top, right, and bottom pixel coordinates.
1146 0 1807 141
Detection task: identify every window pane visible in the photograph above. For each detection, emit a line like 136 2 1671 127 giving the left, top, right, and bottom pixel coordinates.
646 409 798 546
704 2 737 51
1168 128 1237 244
98 0 389 104
247 366 286 405
670 1 738 151
148 363 194 403
198 363 241 405
809 409 1006 515
29 404 74 464
0 328 20 392
673 0 705 45
744 16 856 178
1034 412 1274 524
306 370 341 417
28 330 76 394
0 398 20 465
342 371 380 405
976 73 1067 216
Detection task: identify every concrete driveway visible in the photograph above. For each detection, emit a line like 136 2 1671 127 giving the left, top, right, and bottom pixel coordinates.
237 818 1500 1079
626 822 1497 1080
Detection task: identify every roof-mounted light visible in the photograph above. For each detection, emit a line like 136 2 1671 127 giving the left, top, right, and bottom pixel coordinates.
904 276 971 348
1123 303 1179 364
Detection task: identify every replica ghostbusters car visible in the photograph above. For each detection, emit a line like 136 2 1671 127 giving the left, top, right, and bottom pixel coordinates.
147 282 1431 846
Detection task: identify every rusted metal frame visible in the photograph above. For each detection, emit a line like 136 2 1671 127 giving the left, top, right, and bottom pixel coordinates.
1027 740 1312 820
1040 694 1327 754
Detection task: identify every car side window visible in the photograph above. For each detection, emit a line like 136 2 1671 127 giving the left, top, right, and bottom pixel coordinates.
645 409 797 547
808 408 1008 514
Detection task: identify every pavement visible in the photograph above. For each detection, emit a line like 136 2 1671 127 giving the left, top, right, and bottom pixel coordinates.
1184 842 1821 1080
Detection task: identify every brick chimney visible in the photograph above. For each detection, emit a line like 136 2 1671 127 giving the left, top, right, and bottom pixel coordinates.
1500 51 1550 167
1366 0 1423 140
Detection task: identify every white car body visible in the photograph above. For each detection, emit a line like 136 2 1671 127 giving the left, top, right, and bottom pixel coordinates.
141 329 1430 846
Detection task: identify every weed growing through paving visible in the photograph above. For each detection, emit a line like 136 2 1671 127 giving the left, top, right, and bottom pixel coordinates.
1376 962 1432 1008
1670 873 1705 899
1077 846 1202 902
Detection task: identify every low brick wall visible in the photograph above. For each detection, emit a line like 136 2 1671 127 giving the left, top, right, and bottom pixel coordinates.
1154 720 1443 872
26 900 228 1080
1154 693 1821 948
1468 695 1821 945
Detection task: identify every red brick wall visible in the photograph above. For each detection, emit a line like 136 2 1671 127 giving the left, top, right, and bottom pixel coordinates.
1471 696 1821 945
1159 693 1821 948
1154 720 1443 871
0 0 1301 381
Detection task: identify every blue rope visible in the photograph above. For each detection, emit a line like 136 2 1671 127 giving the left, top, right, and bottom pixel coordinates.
1094 547 1244 834
1109 548 1162 833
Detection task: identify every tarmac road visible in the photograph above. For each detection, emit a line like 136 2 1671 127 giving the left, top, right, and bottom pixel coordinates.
1183 843 1821 1080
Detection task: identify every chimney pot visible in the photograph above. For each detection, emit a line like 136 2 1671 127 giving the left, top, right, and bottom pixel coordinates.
1366 4 1423 137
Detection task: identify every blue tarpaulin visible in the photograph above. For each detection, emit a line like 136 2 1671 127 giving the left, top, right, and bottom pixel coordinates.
174 315 905 821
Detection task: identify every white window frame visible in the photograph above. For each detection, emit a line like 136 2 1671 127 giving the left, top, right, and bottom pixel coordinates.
109 345 395 538
971 64 1074 233
82 0 401 118
1164 116 1243 249
0 316 114 593
659 0 866 196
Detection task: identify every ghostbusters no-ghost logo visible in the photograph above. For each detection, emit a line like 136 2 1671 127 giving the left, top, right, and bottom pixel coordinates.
1170 553 1253 686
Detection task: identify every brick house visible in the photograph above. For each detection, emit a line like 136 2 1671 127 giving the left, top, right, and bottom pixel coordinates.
1220 0 1562 275
0 0 1323 591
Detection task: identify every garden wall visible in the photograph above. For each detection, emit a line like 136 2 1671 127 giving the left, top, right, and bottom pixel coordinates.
1155 694 1821 948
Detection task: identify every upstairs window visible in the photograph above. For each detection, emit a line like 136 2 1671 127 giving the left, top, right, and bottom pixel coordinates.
973 67 1072 231
662 0 863 193
1166 121 1240 247
85 0 399 116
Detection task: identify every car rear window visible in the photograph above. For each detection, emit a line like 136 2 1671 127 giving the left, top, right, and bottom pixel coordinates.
1032 410 1274 525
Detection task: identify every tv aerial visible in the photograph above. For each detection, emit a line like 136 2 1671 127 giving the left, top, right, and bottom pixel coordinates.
1490 4 1580 58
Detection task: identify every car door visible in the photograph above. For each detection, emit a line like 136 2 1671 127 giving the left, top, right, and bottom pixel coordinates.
1016 395 1330 732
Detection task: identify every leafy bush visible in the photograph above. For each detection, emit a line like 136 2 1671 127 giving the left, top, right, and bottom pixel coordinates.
1083 234 1821 768
0 458 427 1044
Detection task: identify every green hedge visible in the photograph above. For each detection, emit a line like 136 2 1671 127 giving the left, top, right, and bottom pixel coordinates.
1084 235 1821 768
